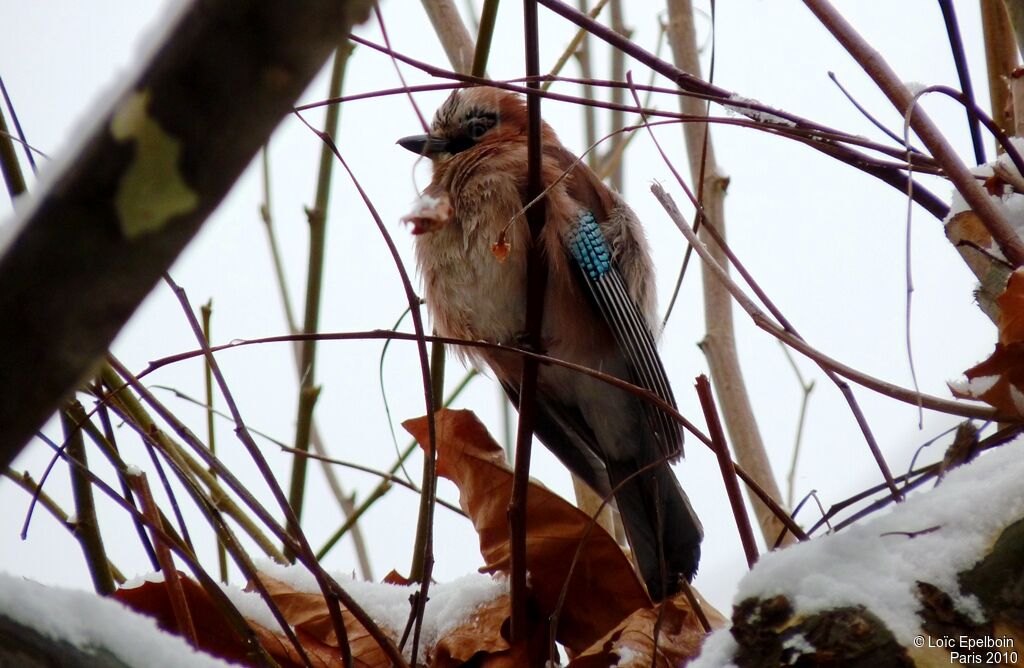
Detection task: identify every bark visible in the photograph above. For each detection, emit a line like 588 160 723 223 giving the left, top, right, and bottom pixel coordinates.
0 0 374 469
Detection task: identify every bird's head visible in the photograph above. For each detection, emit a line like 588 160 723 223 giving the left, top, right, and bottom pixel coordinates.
397 87 532 162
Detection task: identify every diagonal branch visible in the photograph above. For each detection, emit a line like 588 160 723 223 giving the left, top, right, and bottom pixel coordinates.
802 0 1024 267
0 0 375 470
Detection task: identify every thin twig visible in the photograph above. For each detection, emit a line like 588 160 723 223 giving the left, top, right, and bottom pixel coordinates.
541 0 612 93
140 327 814 544
695 376 758 568
289 113 425 668
980 0 1018 144
93 399 159 570
259 136 374 581
61 404 116 596
471 0 501 77
0 75 37 175
938 0 986 165
3 468 126 583
163 276 357 668
286 41 354 560
100 367 287 563
41 424 295 667
320 368 478 558
128 470 199 648
200 300 227 583
779 343 815 509
802 0 1024 266
627 34 790 541
827 71 924 153
653 184 904 501
509 0 548 644
605 0 628 191
0 94 26 200
531 0 950 218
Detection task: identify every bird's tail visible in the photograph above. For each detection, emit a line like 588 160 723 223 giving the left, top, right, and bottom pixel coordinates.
608 460 703 601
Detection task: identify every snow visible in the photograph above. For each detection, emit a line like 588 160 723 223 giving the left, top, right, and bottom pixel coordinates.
904 81 928 97
0 561 506 666
218 584 281 631
693 628 740 668
120 570 166 589
945 137 1024 252
408 193 444 217
781 632 815 658
947 374 999 397
692 440 1024 666
255 560 508 660
723 94 796 127
0 572 235 667
613 645 638 665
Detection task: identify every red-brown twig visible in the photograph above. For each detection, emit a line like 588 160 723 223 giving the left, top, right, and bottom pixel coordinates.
509 0 548 645
801 0 1024 267
164 274 381 668
137 328 812 542
127 470 199 648
652 184 905 502
340 35 951 217
38 429 278 666
695 375 759 569
289 110 427 668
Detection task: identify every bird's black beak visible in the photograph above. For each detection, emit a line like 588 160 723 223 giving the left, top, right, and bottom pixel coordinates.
397 133 449 157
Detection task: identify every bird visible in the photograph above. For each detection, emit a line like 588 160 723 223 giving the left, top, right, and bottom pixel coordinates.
397 86 702 601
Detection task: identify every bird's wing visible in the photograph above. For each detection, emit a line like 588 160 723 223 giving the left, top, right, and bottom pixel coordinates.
498 379 612 496
564 210 683 460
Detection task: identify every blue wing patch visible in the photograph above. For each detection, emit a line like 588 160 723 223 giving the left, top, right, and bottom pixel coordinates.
568 211 613 279
564 208 684 459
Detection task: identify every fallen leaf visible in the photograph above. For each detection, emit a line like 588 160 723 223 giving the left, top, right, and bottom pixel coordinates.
945 210 1012 322
998 268 1024 344
569 590 714 667
949 342 1024 417
984 173 1008 198
404 409 651 654
248 572 393 667
431 591 512 667
383 569 413 586
115 573 254 665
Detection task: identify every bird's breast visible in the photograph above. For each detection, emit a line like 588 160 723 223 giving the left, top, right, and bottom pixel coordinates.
413 181 530 348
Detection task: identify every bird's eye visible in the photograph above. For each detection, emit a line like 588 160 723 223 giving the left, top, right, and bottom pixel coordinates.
467 120 490 139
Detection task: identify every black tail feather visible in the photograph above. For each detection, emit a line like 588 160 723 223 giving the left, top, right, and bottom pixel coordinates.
609 460 703 601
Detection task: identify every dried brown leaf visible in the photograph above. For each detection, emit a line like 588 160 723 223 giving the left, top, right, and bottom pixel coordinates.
998 269 1024 344
984 173 1008 198
569 590 709 667
431 591 512 667
404 409 651 654
491 235 510 262
950 342 1024 417
114 573 253 665
249 572 392 667
946 211 997 280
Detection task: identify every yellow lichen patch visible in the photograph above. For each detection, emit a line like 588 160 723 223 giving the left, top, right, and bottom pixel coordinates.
109 90 198 239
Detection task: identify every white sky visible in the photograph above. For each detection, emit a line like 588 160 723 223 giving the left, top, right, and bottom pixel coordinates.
0 0 999 617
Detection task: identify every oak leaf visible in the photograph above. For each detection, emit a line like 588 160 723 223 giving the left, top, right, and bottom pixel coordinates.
114 573 253 665
570 590 724 667
404 409 651 654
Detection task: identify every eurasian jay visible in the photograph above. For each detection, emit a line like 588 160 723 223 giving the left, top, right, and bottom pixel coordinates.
398 86 702 600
